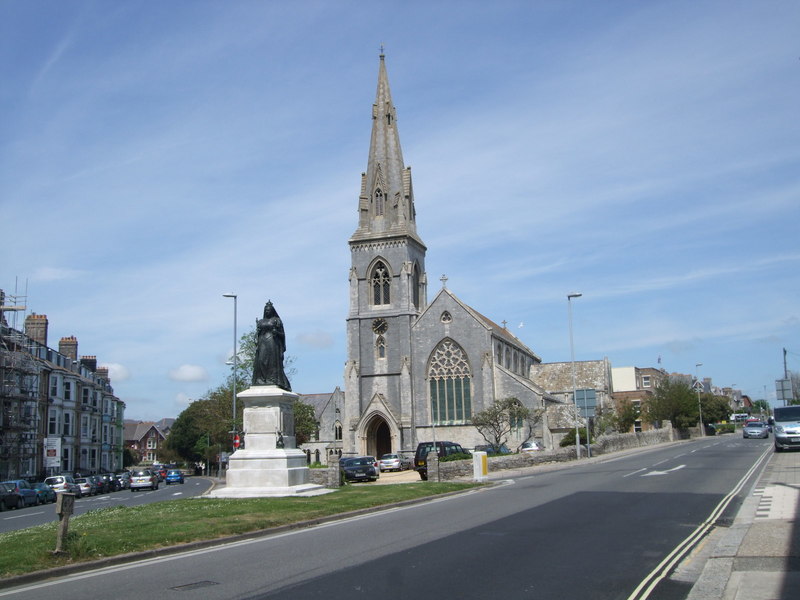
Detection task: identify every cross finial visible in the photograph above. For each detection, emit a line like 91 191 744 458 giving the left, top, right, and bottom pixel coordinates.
380 43 385 56
440 274 448 289
502 320 508 329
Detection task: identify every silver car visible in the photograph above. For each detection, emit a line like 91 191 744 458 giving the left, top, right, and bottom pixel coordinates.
742 421 769 439
129 469 159 491
379 453 411 472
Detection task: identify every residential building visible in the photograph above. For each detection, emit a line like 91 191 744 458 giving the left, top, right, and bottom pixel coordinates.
611 366 666 432
124 420 167 464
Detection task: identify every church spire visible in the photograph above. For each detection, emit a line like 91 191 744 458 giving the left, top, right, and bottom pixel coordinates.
351 53 423 245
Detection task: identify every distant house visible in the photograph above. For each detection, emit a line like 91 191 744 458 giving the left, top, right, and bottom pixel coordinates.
124 420 167 464
297 388 345 465
611 366 667 432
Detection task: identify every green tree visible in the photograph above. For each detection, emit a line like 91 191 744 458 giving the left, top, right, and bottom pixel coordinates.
751 399 770 415
700 393 733 425
560 427 593 447
644 378 698 429
294 400 318 446
470 397 540 452
612 399 640 433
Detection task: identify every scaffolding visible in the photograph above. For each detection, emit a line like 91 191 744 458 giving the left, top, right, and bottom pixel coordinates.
0 325 43 480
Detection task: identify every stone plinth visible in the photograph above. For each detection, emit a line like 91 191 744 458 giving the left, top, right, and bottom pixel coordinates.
208 386 329 498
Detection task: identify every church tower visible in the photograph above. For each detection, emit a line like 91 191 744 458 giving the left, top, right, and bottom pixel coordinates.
344 53 428 457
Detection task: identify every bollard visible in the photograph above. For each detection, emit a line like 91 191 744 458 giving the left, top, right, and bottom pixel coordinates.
473 451 488 482
53 493 75 554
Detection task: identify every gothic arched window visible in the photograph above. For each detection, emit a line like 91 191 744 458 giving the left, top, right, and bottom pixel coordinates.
376 335 386 359
334 421 343 441
412 263 421 309
428 339 472 425
371 261 391 305
375 188 384 216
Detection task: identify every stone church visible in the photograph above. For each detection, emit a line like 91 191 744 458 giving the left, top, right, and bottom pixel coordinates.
300 54 605 464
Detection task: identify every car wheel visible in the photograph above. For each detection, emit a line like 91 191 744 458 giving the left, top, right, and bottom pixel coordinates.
16 497 24 509
419 472 428 481
774 444 783 452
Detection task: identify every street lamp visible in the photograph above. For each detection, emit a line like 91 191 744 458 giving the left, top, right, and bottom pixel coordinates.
568 293 584 458
695 363 704 437
223 293 238 448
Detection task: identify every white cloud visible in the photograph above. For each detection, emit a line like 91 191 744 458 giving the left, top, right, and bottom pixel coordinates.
102 363 131 382
169 365 209 382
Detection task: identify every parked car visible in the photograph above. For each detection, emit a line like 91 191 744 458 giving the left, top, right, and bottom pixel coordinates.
44 475 82 497
340 456 380 482
0 482 20 510
115 472 131 489
99 473 120 492
32 482 57 504
520 440 544 452
74 477 97 496
414 441 467 481
378 453 412 472
89 475 109 494
474 444 511 455
165 469 185 485
742 421 769 439
773 406 800 452
151 466 167 481
0 480 40 508
130 469 159 491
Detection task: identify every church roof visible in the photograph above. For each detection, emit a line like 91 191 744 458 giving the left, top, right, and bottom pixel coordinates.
427 287 541 361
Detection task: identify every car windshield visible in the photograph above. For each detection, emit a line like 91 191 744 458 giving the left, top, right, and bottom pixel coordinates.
774 406 800 422
133 471 150 476
347 458 372 466
381 455 398 460
746 423 763 428
168 470 180 475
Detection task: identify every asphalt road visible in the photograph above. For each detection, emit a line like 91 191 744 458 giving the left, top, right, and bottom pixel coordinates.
0 437 772 600
0 477 213 534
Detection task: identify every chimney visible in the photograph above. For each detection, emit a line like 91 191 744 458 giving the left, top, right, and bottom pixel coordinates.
96 366 109 381
80 355 98 372
25 313 49 346
59 336 79 361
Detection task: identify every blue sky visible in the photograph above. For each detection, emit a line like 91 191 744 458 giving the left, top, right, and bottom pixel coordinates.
2 1 798 421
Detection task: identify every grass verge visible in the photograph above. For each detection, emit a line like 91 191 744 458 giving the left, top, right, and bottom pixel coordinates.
0 482 480 579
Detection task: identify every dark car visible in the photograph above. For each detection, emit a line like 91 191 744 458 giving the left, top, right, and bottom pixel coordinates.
0 482 19 510
474 443 511 455
0 480 39 508
99 473 120 492
32 482 57 504
89 475 109 494
165 469 185 485
340 456 379 482
414 441 467 481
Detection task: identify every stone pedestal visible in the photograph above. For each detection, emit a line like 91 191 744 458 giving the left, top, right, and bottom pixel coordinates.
208 386 329 498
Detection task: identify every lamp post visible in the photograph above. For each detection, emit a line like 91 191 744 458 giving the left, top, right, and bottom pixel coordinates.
695 362 704 437
223 293 238 449
568 293 583 458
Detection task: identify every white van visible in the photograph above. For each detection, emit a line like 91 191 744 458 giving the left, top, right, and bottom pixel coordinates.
772 406 800 452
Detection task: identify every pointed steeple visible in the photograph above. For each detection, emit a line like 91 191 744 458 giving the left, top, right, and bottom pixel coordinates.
351 53 423 246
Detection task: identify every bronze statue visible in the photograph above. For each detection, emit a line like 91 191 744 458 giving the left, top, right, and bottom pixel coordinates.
252 301 291 390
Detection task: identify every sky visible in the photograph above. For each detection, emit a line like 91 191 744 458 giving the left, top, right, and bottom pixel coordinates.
1 1 798 421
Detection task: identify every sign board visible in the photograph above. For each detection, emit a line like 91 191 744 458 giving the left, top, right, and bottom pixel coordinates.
44 437 61 469
776 379 793 403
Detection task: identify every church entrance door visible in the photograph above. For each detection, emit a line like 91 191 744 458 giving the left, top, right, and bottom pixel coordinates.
365 416 392 458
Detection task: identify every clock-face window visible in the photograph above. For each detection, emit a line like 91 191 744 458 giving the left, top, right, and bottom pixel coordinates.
372 318 388 334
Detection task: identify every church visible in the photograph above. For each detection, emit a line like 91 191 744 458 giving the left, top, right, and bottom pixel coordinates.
300 54 604 464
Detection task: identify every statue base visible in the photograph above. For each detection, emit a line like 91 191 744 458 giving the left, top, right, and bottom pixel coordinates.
207 385 330 498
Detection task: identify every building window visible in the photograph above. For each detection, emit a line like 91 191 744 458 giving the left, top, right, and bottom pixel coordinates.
428 339 472 425
48 411 58 435
634 419 642 433
374 188 384 216
63 412 72 437
642 375 651 388
334 421 343 441
441 311 452 324
371 261 391 305
412 264 421 309
50 377 58 398
81 415 89 438
147 436 156 449
376 335 386 359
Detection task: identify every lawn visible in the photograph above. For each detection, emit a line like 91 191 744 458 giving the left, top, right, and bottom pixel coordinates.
0 482 480 580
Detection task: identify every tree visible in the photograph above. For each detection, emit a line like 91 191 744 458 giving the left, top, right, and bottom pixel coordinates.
612 399 640 433
294 400 318 446
471 397 541 452
751 399 770 415
644 378 698 429
700 393 733 425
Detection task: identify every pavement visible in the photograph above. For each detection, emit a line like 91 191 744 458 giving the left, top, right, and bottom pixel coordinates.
685 449 800 600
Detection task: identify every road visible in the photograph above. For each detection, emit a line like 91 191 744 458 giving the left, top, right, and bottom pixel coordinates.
0 437 772 599
0 477 213 534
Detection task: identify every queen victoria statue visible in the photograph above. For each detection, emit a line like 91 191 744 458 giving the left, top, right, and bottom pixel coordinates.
252 300 292 391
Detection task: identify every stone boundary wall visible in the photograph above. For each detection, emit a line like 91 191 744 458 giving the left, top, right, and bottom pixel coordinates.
436 427 674 481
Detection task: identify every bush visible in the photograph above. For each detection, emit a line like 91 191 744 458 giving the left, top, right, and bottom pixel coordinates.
560 428 593 447
440 452 472 462
715 423 735 434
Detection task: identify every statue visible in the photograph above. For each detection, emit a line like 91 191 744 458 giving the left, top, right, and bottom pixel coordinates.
252 300 291 391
